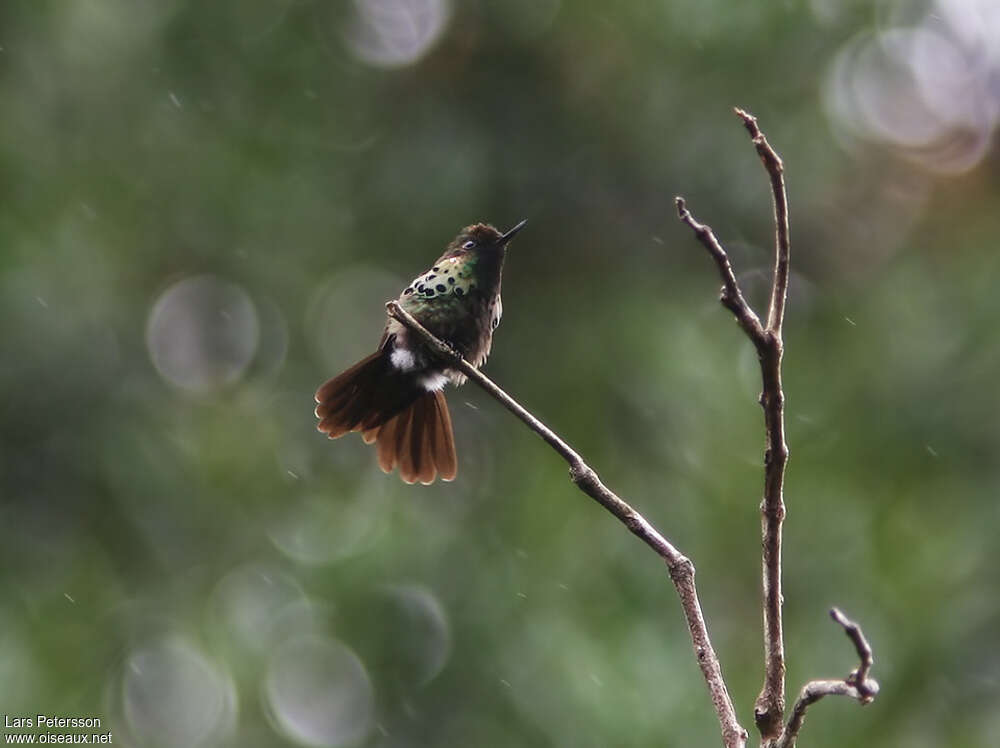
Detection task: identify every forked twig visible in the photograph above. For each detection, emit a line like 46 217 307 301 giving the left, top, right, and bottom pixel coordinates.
676 107 791 740
677 110 878 745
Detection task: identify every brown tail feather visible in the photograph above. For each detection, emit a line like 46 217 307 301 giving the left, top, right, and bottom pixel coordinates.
314 352 421 439
396 405 417 483
315 354 377 408
355 391 457 484
374 415 399 472
431 391 457 481
315 353 458 483
412 396 437 485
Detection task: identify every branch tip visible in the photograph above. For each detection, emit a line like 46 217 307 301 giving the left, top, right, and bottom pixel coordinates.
734 106 756 127
829 608 878 700
775 610 879 747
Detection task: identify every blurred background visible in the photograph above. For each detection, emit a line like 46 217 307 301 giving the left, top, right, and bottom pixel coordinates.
1 1 998 746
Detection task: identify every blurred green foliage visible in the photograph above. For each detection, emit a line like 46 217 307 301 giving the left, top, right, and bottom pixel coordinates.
2 1 999 746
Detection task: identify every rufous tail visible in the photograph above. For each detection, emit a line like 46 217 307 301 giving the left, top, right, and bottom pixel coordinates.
314 352 458 484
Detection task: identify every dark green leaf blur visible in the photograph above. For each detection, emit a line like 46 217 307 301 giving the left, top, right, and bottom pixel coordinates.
2 1 998 746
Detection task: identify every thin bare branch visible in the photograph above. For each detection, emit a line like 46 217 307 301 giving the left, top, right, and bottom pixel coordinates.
386 299 748 748
774 609 879 748
735 108 791 741
677 108 790 740
734 107 790 336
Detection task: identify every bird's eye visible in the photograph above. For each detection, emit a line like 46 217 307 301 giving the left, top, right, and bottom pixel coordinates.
462 240 475 249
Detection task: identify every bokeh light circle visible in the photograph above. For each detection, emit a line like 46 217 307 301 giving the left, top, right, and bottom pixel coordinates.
268 480 390 566
211 564 309 653
823 0 1000 174
146 274 259 392
305 265 405 373
346 0 451 68
263 635 374 748
121 637 236 748
379 584 452 685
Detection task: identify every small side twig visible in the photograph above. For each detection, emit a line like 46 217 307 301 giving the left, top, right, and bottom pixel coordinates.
774 608 879 748
676 107 791 741
386 299 748 748
675 197 764 344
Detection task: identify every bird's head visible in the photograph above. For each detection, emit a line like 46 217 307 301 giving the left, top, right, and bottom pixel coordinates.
445 219 527 258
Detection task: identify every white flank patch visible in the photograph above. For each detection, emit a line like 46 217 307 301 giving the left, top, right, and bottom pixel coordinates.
419 373 448 392
390 347 417 371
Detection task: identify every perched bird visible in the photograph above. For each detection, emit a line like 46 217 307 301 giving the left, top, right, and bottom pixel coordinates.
314 220 526 484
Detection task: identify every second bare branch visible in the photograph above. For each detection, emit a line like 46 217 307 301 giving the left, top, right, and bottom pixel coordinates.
676 108 791 741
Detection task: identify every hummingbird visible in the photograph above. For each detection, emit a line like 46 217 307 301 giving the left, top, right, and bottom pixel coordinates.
314 219 527 485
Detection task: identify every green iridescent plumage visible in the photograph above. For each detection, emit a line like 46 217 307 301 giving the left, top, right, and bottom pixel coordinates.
400 254 479 310
387 225 507 370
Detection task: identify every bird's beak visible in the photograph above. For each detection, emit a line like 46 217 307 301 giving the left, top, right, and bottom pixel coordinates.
500 219 527 243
